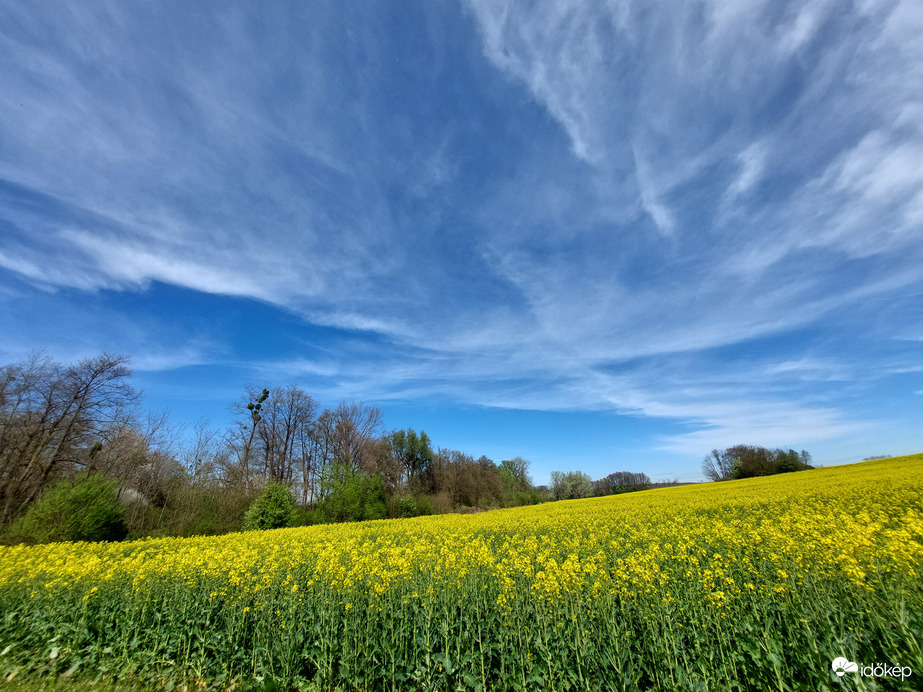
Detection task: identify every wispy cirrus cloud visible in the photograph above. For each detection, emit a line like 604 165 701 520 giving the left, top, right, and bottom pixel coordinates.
2 1 922 471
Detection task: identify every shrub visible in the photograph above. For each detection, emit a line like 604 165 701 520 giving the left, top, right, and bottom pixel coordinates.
320 465 387 523
9 472 127 544
243 482 296 530
387 493 435 518
414 494 435 516
290 506 324 527
391 494 417 518
182 493 225 537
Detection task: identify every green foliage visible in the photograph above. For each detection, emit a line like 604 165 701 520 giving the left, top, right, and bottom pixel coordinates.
414 494 434 516
175 490 252 537
387 428 434 492
775 448 811 473
514 490 539 506
183 494 223 536
549 470 593 500
242 481 295 530
705 445 813 481
391 493 418 519
388 493 435 518
729 446 813 479
130 487 253 539
9 473 127 544
593 471 652 496
289 506 324 527
320 464 387 523
498 457 532 497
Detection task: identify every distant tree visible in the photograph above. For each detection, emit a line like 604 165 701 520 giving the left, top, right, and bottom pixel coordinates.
702 448 737 482
183 417 223 484
230 387 269 493
368 437 404 495
431 448 472 506
704 445 813 481
229 392 374 505
386 428 434 493
595 470 651 495
550 470 593 500
325 402 385 471
255 386 317 484
475 455 503 507
729 445 776 478
499 456 533 496
775 449 811 473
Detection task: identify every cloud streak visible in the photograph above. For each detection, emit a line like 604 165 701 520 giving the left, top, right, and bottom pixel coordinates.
2 1 922 469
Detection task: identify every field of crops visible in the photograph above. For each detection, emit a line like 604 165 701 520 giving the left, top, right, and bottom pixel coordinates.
1 455 922 691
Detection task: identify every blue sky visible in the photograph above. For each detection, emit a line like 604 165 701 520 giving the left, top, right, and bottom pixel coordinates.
2 1 922 484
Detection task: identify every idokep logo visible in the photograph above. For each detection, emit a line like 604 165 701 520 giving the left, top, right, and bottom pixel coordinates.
832 657 913 681
832 658 858 677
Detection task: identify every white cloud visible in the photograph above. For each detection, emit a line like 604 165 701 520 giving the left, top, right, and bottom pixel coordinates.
2 0 922 465
130 347 213 373
467 0 613 165
58 230 287 300
764 359 848 381
725 141 769 201
774 0 833 56
632 144 676 235
0 251 51 285
658 404 854 455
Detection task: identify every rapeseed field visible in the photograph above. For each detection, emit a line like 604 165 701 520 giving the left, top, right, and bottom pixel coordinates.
1 455 921 691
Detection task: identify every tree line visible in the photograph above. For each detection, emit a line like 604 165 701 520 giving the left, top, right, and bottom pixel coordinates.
0 353 658 543
1 353 811 544
701 444 813 482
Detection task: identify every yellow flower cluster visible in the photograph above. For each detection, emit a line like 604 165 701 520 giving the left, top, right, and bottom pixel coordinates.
1 455 921 613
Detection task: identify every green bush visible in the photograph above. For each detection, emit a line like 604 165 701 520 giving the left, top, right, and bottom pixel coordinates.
9 472 127 544
290 506 324 527
414 494 435 516
391 493 417 518
243 481 296 530
321 465 387 523
389 493 435 518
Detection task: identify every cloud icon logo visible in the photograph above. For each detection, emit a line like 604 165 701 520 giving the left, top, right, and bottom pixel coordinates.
832 657 859 677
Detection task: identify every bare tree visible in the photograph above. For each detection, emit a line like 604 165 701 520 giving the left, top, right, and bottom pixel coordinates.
368 437 403 495
227 385 320 497
183 417 223 484
227 387 269 492
702 448 737 482
432 448 481 507
256 386 317 484
328 402 384 470
306 402 383 504
0 352 138 524
301 408 336 504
